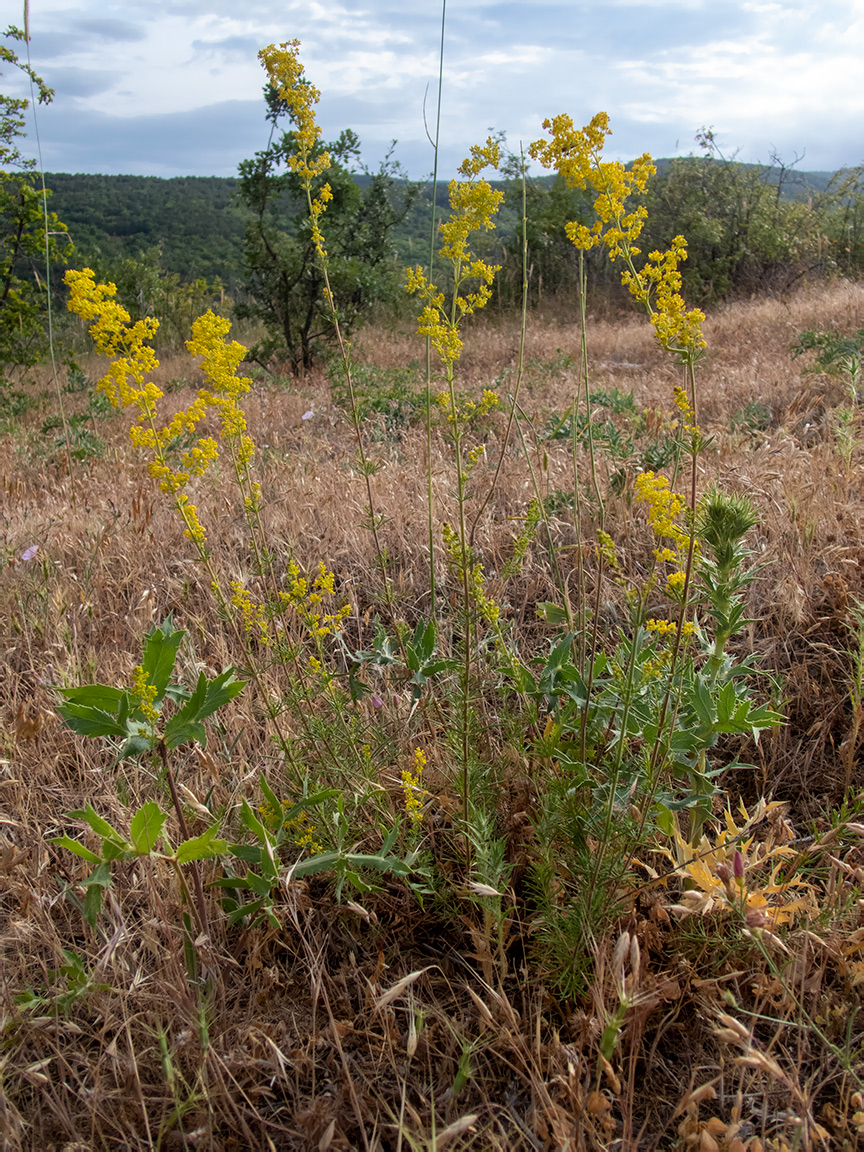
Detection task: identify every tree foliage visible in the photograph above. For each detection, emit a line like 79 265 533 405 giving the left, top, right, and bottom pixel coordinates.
640 130 834 302
0 25 72 380
237 83 416 374
44 173 246 286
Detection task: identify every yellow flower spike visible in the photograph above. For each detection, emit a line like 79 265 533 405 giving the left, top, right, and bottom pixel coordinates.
178 497 207 546
406 138 503 369
258 41 330 187
531 114 706 356
130 665 160 725
401 747 427 830
229 581 269 643
597 529 619 569
634 471 688 546
530 113 655 260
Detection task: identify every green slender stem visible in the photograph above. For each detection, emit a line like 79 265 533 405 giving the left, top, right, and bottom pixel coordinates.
158 739 208 938
469 146 529 548
512 402 573 630
425 0 447 617
24 27 76 509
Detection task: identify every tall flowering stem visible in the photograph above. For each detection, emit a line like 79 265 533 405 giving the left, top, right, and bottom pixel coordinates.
529 113 708 761
259 41 399 631
406 139 503 822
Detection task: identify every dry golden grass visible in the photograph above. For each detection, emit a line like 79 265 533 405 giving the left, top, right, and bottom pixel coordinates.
1 280 863 1150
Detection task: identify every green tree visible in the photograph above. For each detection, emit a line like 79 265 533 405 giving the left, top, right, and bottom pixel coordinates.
0 25 72 382
237 83 415 375
641 131 829 302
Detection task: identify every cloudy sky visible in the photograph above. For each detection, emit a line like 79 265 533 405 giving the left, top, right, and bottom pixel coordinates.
6 0 864 178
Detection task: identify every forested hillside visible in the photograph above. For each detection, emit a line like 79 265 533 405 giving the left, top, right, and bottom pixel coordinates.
45 158 860 301
44 173 247 286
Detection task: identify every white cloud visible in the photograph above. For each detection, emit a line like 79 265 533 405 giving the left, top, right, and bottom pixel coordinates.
10 0 864 175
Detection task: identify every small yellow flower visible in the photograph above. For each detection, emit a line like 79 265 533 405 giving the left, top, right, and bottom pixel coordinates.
406 139 502 369
597 529 619 569
401 748 427 830
130 665 160 725
230 581 269 643
666 570 687 597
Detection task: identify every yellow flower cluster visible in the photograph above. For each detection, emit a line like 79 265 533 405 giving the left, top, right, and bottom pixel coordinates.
259 41 331 259
230 581 269 643
501 499 541 577
442 524 500 626
469 562 500 625
529 114 704 357
401 748 427 830
665 570 687 598
279 560 351 637
529 113 654 261
645 617 696 638
130 665 160 725
186 310 255 468
258 41 329 185
634 471 694 597
66 271 259 554
259 795 323 853
64 269 161 417
621 238 706 356
406 139 503 367
436 387 500 424
288 811 323 854
597 529 619 569
177 495 207 546
634 471 687 547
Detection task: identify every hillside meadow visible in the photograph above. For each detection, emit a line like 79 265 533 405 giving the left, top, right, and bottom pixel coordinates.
0 277 863 1150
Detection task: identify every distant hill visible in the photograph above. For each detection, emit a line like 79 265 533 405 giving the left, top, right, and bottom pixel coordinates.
46 160 855 289
45 173 247 287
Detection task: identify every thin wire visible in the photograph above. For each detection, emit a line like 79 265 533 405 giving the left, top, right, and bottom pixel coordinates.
23 0 76 505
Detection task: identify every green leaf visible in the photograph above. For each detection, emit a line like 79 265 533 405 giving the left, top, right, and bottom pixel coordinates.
244 870 276 898
238 798 268 843
118 734 153 760
510 661 537 694
81 861 112 889
380 823 400 856
129 802 167 855
536 601 568 625
83 884 104 929
141 617 185 700
259 774 282 822
226 898 267 926
59 684 126 710
210 875 256 890
288 851 342 877
163 683 191 705
68 803 125 844
348 853 412 875
288 850 411 880
163 668 244 750
419 658 459 677
282 789 340 824
51 836 102 864
56 700 129 739
176 823 227 864
227 843 262 864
